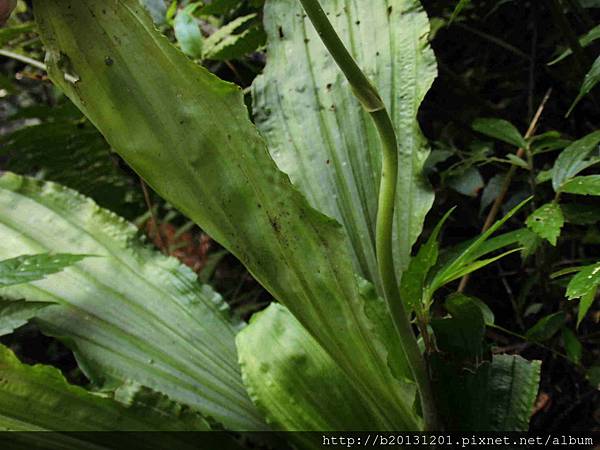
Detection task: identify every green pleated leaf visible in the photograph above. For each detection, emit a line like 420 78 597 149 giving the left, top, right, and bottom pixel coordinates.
0 173 264 431
526 202 564 246
552 130 600 191
472 118 527 149
432 354 540 431
0 253 88 288
253 0 437 291
0 344 222 448
561 175 600 196
236 303 395 432
0 343 210 432
0 299 52 336
34 0 419 429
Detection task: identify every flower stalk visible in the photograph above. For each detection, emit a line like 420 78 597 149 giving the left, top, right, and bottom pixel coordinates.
298 0 438 431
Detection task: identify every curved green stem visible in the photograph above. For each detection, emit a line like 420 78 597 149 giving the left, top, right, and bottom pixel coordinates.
298 0 438 431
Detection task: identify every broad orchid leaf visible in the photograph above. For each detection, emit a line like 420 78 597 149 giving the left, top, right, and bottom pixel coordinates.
0 345 242 449
0 173 264 431
0 253 87 288
253 0 437 292
552 130 600 191
34 0 419 429
236 303 394 432
0 343 211 433
526 202 564 246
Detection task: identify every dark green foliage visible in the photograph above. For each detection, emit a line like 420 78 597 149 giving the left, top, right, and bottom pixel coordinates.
0 0 597 437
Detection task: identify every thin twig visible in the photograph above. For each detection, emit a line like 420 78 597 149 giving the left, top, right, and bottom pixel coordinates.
455 23 531 61
140 179 168 255
489 323 571 362
0 49 79 84
457 88 552 293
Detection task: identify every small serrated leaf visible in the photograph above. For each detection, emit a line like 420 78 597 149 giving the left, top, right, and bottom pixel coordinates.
561 175 600 196
566 261 600 300
526 203 564 246
472 118 527 148
552 130 600 191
